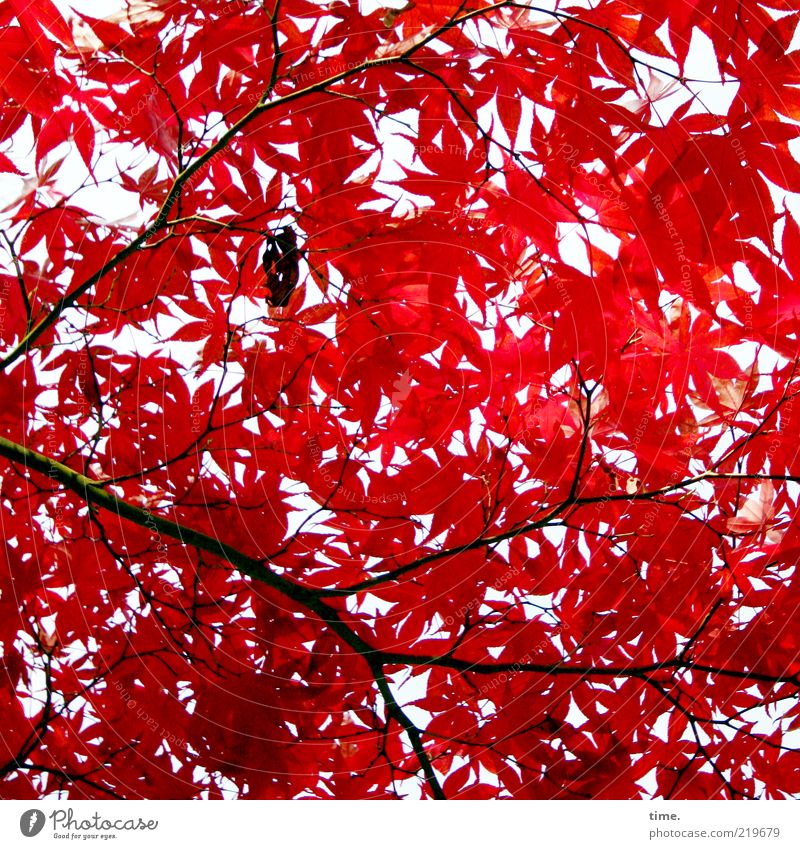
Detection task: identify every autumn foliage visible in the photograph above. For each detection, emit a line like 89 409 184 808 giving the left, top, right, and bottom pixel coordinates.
3 0 800 800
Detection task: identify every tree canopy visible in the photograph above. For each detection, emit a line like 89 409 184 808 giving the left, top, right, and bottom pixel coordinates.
2 0 800 799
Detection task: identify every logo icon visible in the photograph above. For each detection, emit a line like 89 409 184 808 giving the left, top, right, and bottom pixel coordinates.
391 370 413 408
20 810 46 837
